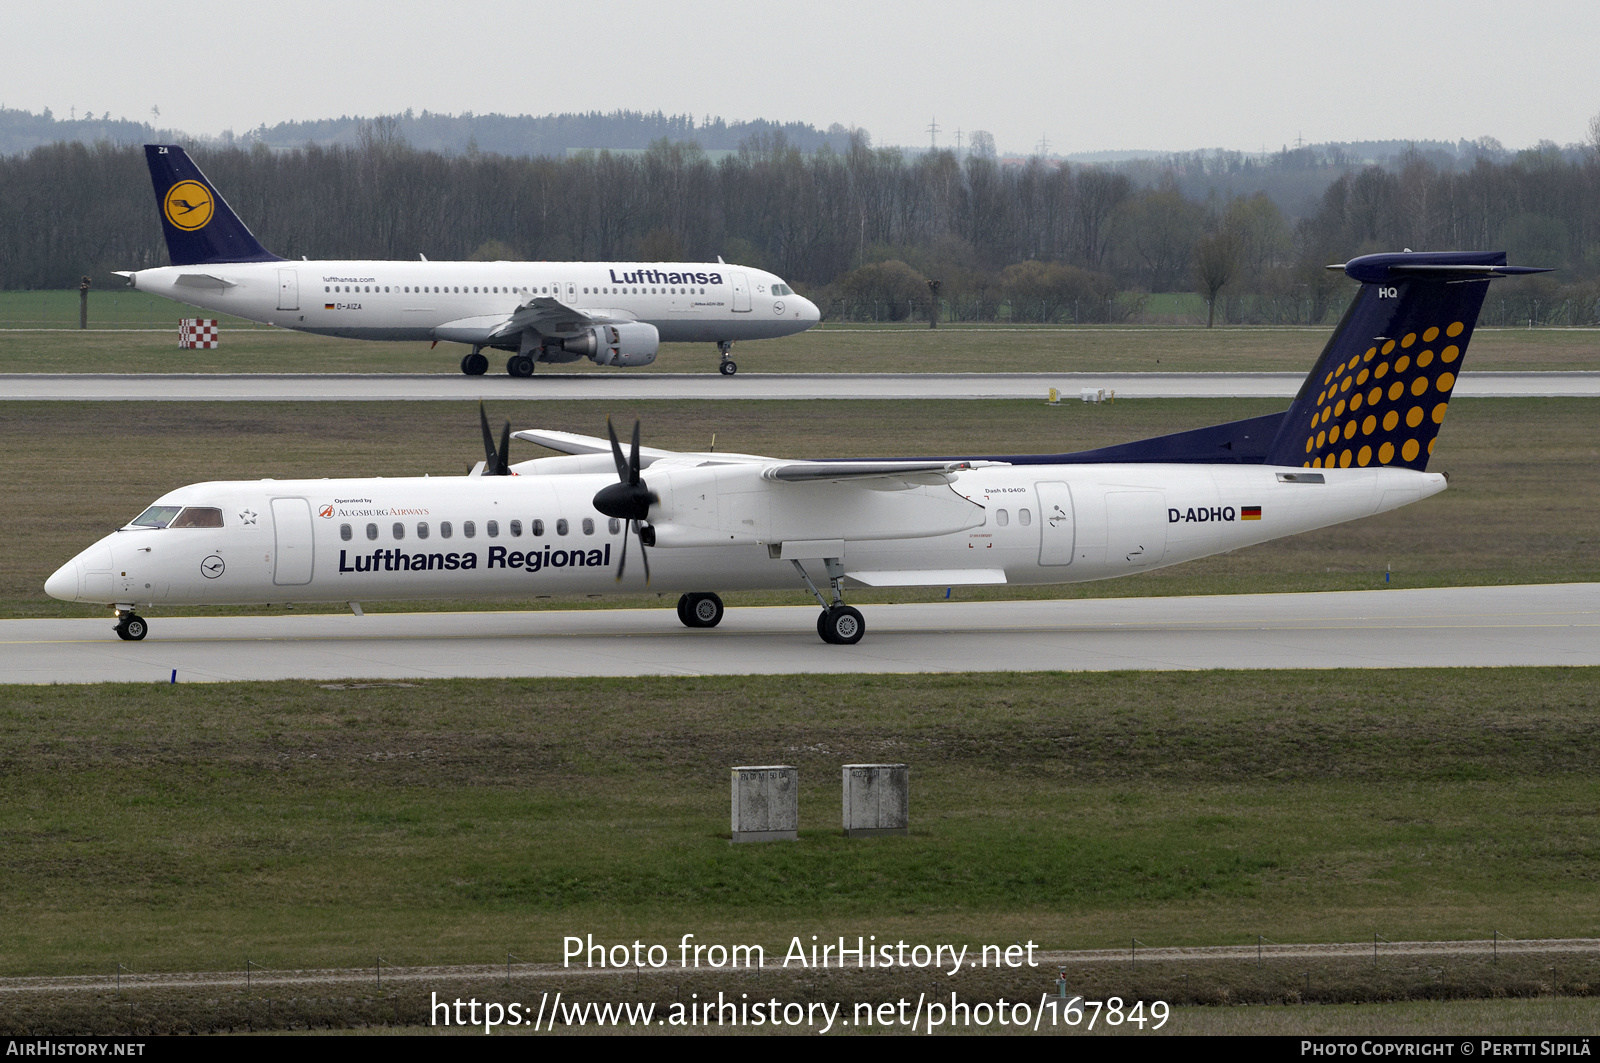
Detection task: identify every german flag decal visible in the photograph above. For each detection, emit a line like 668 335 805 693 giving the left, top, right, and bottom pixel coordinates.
1241 506 1262 520
324 303 335 310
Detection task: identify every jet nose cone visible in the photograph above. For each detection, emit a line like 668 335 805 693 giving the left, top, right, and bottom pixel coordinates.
801 296 821 323
45 559 80 602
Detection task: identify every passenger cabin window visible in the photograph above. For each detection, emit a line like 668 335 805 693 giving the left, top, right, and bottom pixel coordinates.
129 505 182 529
169 507 224 528
464 521 476 538
510 520 523 537
340 523 352 541
556 519 569 536
996 509 1010 527
392 522 405 540
1019 508 1032 527
608 518 621 535
417 522 429 540
440 521 452 539
582 518 594 535
366 523 378 540
487 520 499 538
532 519 545 536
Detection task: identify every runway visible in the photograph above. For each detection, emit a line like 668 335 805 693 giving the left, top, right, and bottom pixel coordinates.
1 370 1597 402
3 583 1593 684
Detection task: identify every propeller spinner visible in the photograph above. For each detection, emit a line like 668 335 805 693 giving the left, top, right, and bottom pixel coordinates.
592 418 657 583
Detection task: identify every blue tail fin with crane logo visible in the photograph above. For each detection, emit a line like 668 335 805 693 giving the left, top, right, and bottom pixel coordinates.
144 144 280 266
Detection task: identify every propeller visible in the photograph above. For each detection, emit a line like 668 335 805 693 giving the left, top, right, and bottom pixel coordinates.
478 401 512 475
592 417 656 583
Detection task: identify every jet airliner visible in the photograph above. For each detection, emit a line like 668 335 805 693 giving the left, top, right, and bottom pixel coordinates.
48 251 1546 644
118 145 820 376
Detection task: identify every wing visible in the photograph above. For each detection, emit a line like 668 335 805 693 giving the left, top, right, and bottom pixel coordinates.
485 297 636 340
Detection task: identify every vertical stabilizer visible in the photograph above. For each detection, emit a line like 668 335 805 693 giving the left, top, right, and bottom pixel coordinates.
144 145 280 266
1264 252 1546 471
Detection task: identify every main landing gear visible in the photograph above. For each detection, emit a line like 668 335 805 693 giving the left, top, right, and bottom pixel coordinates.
505 354 535 377
717 340 737 376
460 348 489 376
791 559 865 645
677 592 724 628
114 608 148 641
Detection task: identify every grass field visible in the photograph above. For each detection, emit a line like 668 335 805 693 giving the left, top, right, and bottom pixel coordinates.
1 668 1596 982
4 397 1596 618
2 289 1597 373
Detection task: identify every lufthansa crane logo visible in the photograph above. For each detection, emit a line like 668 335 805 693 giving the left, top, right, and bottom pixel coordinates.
163 180 214 231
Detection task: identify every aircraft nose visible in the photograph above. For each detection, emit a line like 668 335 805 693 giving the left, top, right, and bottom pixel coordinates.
801 296 821 322
44 558 80 601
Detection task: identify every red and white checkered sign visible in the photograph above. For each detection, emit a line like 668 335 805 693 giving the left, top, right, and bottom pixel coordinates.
179 318 219 349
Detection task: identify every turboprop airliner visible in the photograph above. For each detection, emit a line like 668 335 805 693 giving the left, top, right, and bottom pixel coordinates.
116 145 819 376
49 251 1545 644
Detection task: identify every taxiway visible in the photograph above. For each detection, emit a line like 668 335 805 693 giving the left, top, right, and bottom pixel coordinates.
3 583 1593 683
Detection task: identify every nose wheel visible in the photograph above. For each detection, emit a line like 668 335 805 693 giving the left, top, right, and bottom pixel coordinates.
717 340 737 376
114 612 148 641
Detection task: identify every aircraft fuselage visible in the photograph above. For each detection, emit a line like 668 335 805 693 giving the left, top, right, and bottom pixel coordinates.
46 463 1445 611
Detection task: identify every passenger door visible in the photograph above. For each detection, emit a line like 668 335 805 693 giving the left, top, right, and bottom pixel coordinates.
730 272 751 312
270 497 315 585
1035 481 1075 566
276 269 299 311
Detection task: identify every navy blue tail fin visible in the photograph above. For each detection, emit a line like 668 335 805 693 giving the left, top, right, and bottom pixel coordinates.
1263 251 1546 472
144 145 280 266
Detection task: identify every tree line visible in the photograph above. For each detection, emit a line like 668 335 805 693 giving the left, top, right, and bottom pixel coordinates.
3 129 1597 326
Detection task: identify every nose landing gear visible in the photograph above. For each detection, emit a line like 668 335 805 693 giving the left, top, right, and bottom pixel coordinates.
114 609 148 641
791 559 865 644
717 340 737 376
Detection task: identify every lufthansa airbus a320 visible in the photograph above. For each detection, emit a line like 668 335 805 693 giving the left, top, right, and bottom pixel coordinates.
117 145 819 377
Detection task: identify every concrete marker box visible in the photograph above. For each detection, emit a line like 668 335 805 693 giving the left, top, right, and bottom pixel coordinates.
842 763 909 837
731 765 798 843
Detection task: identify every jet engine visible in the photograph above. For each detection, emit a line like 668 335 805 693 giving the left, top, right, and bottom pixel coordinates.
565 322 659 367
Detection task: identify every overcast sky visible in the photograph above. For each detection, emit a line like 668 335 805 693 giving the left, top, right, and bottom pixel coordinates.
4 0 1596 154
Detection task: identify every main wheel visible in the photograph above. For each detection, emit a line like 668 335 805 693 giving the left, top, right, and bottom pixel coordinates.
461 352 488 375
719 360 738 376
507 355 534 377
115 614 148 641
680 592 724 628
817 605 864 645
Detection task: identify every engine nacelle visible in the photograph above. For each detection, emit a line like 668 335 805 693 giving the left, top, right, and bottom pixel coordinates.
568 322 659 367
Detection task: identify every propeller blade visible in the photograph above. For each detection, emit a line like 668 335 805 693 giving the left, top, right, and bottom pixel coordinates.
496 420 512 475
479 402 498 469
614 519 629 582
605 417 628 482
629 420 642 485
635 520 651 585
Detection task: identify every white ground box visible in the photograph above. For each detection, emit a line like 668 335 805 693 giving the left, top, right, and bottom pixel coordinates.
842 763 909 837
730 765 798 843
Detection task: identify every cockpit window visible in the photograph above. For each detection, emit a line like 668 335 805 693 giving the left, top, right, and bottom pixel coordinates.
169 507 224 528
771 283 792 296
129 505 182 529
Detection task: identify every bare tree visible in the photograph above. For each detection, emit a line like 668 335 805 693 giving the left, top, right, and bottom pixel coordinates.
1193 231 1240 328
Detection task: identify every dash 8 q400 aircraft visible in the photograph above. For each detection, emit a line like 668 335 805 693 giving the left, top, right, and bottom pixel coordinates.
117 145 819 376
50 251 1544 644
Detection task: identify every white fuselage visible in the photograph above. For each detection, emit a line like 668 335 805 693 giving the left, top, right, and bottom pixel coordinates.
46 461 1446 611
127 260 819 347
